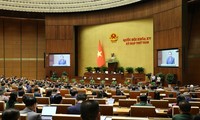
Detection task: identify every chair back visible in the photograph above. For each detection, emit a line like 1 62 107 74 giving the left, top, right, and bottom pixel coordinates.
130 106 157 117
17 96 23 103
129 91 140 99
163 97 177 103
62 98 76 105
119 99 137 107
88 98 106 104
189 101 200 108
52 114 81 120
0 101 5 112
150 100 169 108
60 89 70 97
190 92 200 98
14 103 26 110
77 89 86 94
65 94 72 98
36 97 50 105
51 104 72 114
166 91 177 98
20 114 28 120
24 93 34 97
148 91 155 99
112 95 126 102
99 104 113 115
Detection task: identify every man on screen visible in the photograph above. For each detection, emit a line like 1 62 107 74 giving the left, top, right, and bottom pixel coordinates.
166 52 175 64
58 55 66 65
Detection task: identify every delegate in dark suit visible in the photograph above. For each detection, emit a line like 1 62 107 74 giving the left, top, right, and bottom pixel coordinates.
20 107 41 120
20 96 41 120
68 103 81 114
67 93 87 114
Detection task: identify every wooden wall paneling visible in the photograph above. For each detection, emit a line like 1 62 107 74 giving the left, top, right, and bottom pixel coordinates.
154 28 182 49
21 20 37 79
37 21 45 79
46 39 68 53
5 60 21 77
21 61 37 79
4 19 21 77
65 26 73 40
58 26 66 40
0 19 4 74
154 7 181 32
45 26 57 40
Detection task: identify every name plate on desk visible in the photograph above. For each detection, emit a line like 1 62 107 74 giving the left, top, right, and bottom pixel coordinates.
105 78 109 80
97 77 101 80
83 77 87 79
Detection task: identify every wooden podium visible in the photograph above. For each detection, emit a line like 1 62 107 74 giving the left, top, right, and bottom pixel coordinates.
108 62 118 73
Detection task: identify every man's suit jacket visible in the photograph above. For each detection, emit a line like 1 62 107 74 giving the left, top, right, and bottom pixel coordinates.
67 103 81 114
20 107 41 120
166 56 175 64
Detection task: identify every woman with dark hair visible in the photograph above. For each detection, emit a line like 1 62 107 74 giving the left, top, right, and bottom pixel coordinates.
45 89 52 97
6 92 17 109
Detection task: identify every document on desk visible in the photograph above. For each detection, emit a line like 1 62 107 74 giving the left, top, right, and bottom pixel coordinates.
101 116 112 120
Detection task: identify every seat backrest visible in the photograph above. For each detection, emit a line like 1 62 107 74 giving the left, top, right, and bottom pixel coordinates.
119 99 137 107
189 101 200 108
163 98 177 103
24 93 34 97
129 91 140 99
190 92 200 98
148 91 155 99
51 104 72 114
150 100 169 108
166 91 177 98
77 89 86 94
17 97 23 103
52 114 81 120
36 97 50 105
14 103 26 110
65 94 72 98
62 98 76 105
111 90 116 95
172 106 199 116
60 89 70 97
87 95 97 99
20 114 28 120
0 101 5 112
99 104 113 115
88 98 106 104
112 95 126 102
130 106 157 117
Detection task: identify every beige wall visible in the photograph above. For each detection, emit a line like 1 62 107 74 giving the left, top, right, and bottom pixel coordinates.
78 18 153 76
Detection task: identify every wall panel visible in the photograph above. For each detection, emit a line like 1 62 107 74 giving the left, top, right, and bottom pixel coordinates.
37 21 45 79
0 18 45 79
0 19 4 74
21 20 37 79
4 19 21 77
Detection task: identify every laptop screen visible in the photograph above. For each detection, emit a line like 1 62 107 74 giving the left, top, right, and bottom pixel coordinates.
107 98 115 105
41 106 57 116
